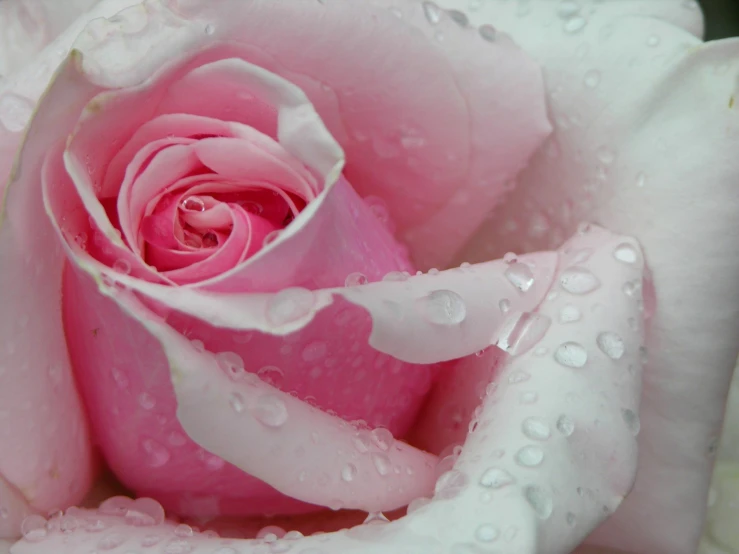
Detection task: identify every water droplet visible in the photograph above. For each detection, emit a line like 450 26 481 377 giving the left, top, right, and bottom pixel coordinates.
447 9 468 26
613 243 638 264
596 146 616 165
370 428 394 451
21 515 48 542
229 392 245 413
508 370 531 384
434 469 469 499
340 463 358 482
522 417 551 441
559 305 582 323
372 453 391 476
204 23 215 35
479 467 515 489
583 69 601 88
99 496 133 516
125 498 165 526
499 299 511 313
560 267 601 294
216 351 245 378
524 485 553 519
133 392 155 411
479 24 497 42
0 93 33 132
202 231 218 248
596 332 625 360
422 1 442 24
181 196 206 212
345 272 368 286
301 341 327 363
646 34 660 47
495 312 552 356
554 342 588 368
515 445 545 467
566 512 577 526
142 438 170 467
621 408 640 435
505 263 535 292
266 288 315 326
556 414 576 436
475 524 500 543
563 15 587 33
520 391 539 404
257 365 284 387
420 290 466 325
263 230 281 247
113 258 131 275
251 394 288 428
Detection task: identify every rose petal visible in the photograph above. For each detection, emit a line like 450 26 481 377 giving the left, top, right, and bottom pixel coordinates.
439 1 739 551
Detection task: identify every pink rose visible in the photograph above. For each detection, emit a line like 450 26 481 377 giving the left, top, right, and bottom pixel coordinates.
0 1 737 554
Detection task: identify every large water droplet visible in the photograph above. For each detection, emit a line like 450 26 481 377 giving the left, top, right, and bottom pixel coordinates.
613 243 639 264
556 414 576 436
494 312 552 356
560 267 601 294
515 445 545 467
370 428 394 451
345 272 368 287
181 196 206 212
596 332 625 360
125 498 165 527
554 342 588 368
216 351 245 379
420 290 466 325
522 417 551 441
266 288 315 326
0 93 33 132
479 467 515 489
251 394 288 428
524 485 553 519
505 263 535 292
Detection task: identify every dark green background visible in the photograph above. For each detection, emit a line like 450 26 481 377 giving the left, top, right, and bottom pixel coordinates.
701 0 739 39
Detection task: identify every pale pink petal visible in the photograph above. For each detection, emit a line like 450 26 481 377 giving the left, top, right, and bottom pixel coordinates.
0 63 97 540
69 0 550 269
13 227 646 554
440 1 739 552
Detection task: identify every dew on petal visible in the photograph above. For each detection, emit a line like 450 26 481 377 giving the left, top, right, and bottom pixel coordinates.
554 342 588 368
621 408 641 436
479 467 515 489
216 351 245 378
341 463 358 482
142 439 170 467
556 414 576 436
613 243 639 264
434 469 469 500
345 272 368 287
229 392 245 413
257 365 284 387
251 394 288 428
522 417 551 441
475 524 500 543
505 263 535 292
420 290 466 325
370 427 394 451
524 485 553 519
479 24 497 41
560 266 601 294
372 453 391 476
596 332 625 360
266 288 315 326
494 312 551 356
422 1 442 24
559 305 582 323
21 515 48 542
515 445 545 467
98 496 133 516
